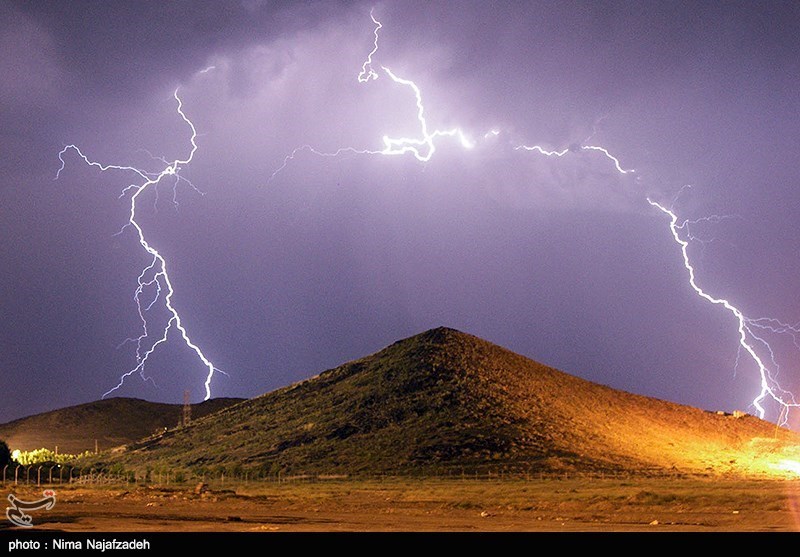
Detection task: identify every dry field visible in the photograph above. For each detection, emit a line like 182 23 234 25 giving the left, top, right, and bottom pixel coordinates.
3 477 799 532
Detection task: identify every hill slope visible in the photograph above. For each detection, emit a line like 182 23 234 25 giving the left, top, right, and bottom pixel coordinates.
0 398 243 454
93 328 799 476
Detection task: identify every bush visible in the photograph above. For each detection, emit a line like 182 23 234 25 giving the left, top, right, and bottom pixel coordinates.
10 448 92 465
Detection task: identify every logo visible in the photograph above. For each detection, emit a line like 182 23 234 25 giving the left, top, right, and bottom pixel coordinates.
6 490 56 528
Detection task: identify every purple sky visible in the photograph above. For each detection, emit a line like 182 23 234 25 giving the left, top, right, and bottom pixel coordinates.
2 0 799 428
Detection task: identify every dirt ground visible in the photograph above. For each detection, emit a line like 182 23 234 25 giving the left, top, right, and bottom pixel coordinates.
3 477 799 532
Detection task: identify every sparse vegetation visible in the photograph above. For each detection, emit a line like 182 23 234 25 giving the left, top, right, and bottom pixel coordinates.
3 323 799 532
6 476 799 531
5 328 800 497
77 328 800 478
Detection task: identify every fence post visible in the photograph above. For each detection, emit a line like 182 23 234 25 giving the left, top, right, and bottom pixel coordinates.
2 464 7 485
26 466 32 484
15 466 19 485
37 466 42 486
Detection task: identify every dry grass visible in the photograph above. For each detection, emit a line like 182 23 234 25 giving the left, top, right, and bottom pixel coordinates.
5 476 800 532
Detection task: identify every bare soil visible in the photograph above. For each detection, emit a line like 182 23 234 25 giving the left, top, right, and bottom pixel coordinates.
3 477 799 532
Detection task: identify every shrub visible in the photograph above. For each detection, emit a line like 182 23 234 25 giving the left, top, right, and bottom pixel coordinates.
10 448 92 465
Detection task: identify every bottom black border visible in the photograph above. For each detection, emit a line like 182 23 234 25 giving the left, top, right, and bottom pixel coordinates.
1 530 794 552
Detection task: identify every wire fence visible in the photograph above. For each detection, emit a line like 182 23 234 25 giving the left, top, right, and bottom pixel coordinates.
1 463 695 489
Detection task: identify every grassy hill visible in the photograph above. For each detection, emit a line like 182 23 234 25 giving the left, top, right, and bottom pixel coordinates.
0 397 243 454
87 328 800 477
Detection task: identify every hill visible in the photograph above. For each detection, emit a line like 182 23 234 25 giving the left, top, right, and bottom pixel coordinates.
87 328 800 476
0 397 243 454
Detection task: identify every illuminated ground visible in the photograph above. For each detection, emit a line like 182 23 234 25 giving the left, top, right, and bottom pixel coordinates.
4 477 799 532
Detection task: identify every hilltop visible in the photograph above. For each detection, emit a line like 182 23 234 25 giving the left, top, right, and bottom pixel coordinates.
89 328 800 476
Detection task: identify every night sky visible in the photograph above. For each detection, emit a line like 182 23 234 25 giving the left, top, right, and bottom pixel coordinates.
2 0 799 428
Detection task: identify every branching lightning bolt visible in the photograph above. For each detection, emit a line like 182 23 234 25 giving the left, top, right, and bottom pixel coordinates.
55 90 220 400
648 197 799 424
269 11 473 182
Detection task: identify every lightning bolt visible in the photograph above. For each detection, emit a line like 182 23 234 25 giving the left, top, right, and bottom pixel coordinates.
269 11 473 182
648 197 799 424
270 9 798 426
514 144 633 174
55 89 220 401
357 8 382 83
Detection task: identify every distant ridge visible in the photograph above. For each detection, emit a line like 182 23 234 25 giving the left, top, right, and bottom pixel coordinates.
83 327 800 477
0 397 243 454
